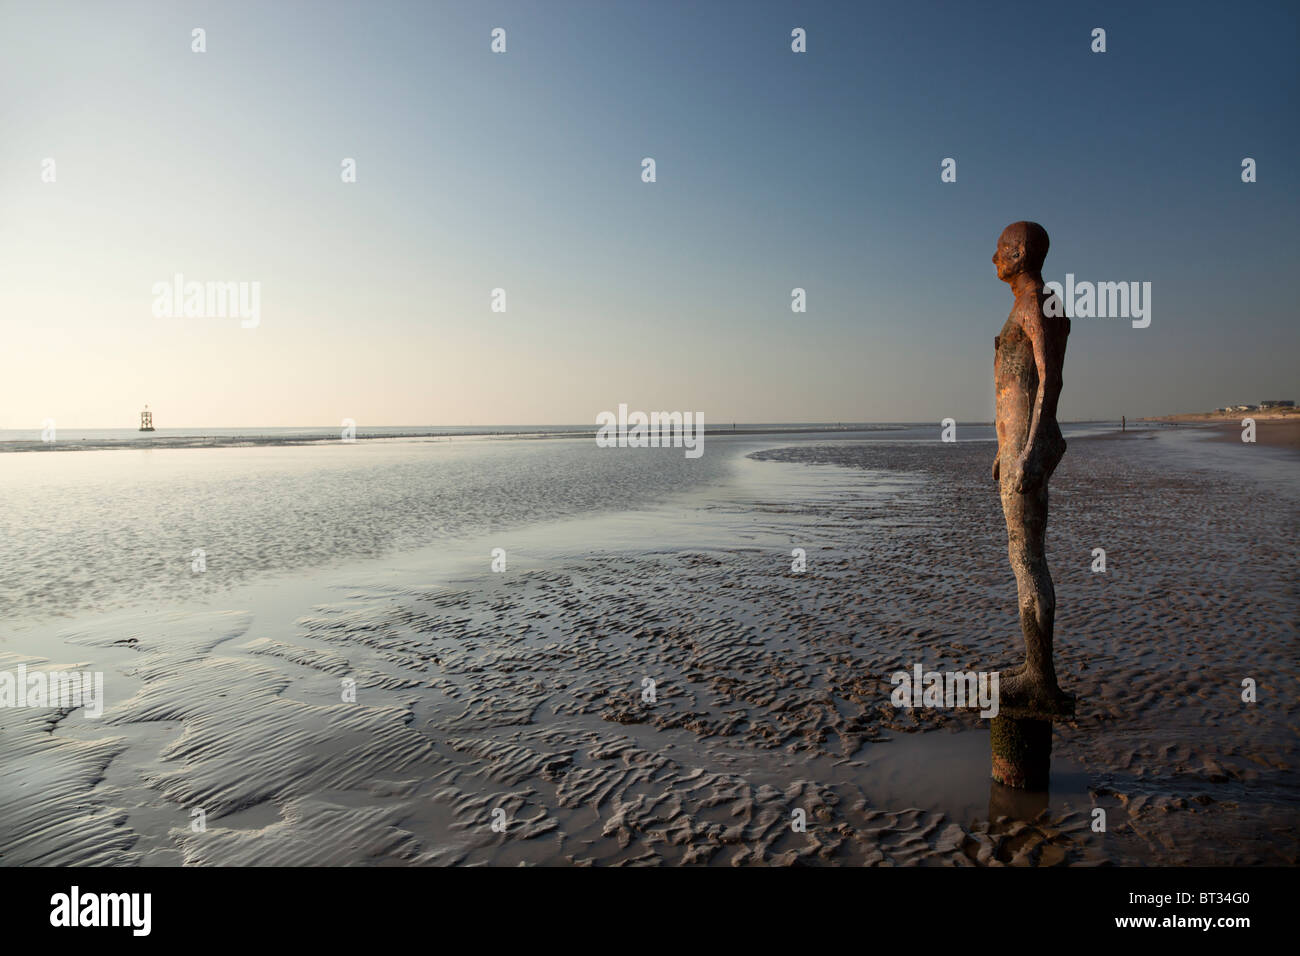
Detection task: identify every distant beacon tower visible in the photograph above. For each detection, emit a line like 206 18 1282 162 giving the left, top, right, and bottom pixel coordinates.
139 405 155 432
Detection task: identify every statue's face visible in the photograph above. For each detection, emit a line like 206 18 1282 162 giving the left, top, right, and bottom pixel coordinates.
992 227 1026 281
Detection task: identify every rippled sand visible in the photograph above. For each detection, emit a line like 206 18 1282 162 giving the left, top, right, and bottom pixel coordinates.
2 433 1295 866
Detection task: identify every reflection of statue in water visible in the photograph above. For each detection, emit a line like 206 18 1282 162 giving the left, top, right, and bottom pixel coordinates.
991 221 1074 719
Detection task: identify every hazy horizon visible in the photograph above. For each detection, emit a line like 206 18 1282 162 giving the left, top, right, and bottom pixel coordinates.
3 0 1296 429
0 415 1190 432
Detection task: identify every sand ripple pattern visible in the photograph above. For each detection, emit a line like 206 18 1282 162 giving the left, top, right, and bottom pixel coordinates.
4 437 1295 865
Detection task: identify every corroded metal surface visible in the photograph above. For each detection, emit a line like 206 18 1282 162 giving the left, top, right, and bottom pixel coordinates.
992 222 1075 721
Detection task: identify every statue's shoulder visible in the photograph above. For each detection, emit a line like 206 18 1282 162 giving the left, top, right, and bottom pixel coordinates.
1014 291 1071 337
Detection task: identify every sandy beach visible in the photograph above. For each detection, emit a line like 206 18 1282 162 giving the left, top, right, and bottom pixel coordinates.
1180 420 1300 450
1 426 1296 867
1140 414 1300 449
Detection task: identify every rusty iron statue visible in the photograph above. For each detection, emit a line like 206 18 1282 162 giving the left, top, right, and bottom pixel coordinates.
989 222 1075 785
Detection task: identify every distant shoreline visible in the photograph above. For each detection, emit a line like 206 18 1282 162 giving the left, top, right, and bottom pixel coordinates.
13 417 1290 453
1140 409 1299 422
0 421 1116 453
0 424 919 453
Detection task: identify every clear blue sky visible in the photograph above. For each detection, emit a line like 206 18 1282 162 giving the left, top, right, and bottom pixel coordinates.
1 0 1295 426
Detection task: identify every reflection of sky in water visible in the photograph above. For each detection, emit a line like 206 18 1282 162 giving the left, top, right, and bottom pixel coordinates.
0 437 734 622
1146 426 1300 487
0 426 983 624
863 729 1092 825
4 424 1291 626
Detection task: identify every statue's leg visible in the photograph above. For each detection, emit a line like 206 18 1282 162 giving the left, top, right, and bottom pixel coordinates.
1015 483 1056 684
999 480 1071 712
997 479 1027 679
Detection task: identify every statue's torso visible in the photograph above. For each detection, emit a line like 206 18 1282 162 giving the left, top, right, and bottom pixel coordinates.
995 294 1069 469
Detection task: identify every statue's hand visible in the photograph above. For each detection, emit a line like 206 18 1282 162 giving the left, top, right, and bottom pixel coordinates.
992 457 1000 482
1013 453 1044 494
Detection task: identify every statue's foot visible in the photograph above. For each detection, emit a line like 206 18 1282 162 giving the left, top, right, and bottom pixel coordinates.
996 670 1075 719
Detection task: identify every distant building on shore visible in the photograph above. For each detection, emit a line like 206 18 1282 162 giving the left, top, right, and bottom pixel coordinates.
139 406 155 432
1259 399 1295 409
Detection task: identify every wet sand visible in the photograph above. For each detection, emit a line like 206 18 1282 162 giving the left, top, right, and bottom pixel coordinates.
1200 419 1300 449
1140 415 1300 450
2 432 1296 866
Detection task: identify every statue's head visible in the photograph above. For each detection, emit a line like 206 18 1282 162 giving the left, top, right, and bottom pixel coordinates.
993 221 1049 282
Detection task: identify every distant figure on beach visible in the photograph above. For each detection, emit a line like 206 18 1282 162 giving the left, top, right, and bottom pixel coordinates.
991 222 1074 715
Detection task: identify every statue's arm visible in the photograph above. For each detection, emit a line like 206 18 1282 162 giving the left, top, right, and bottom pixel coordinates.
1014 305 1065 492
992 335 1001 481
